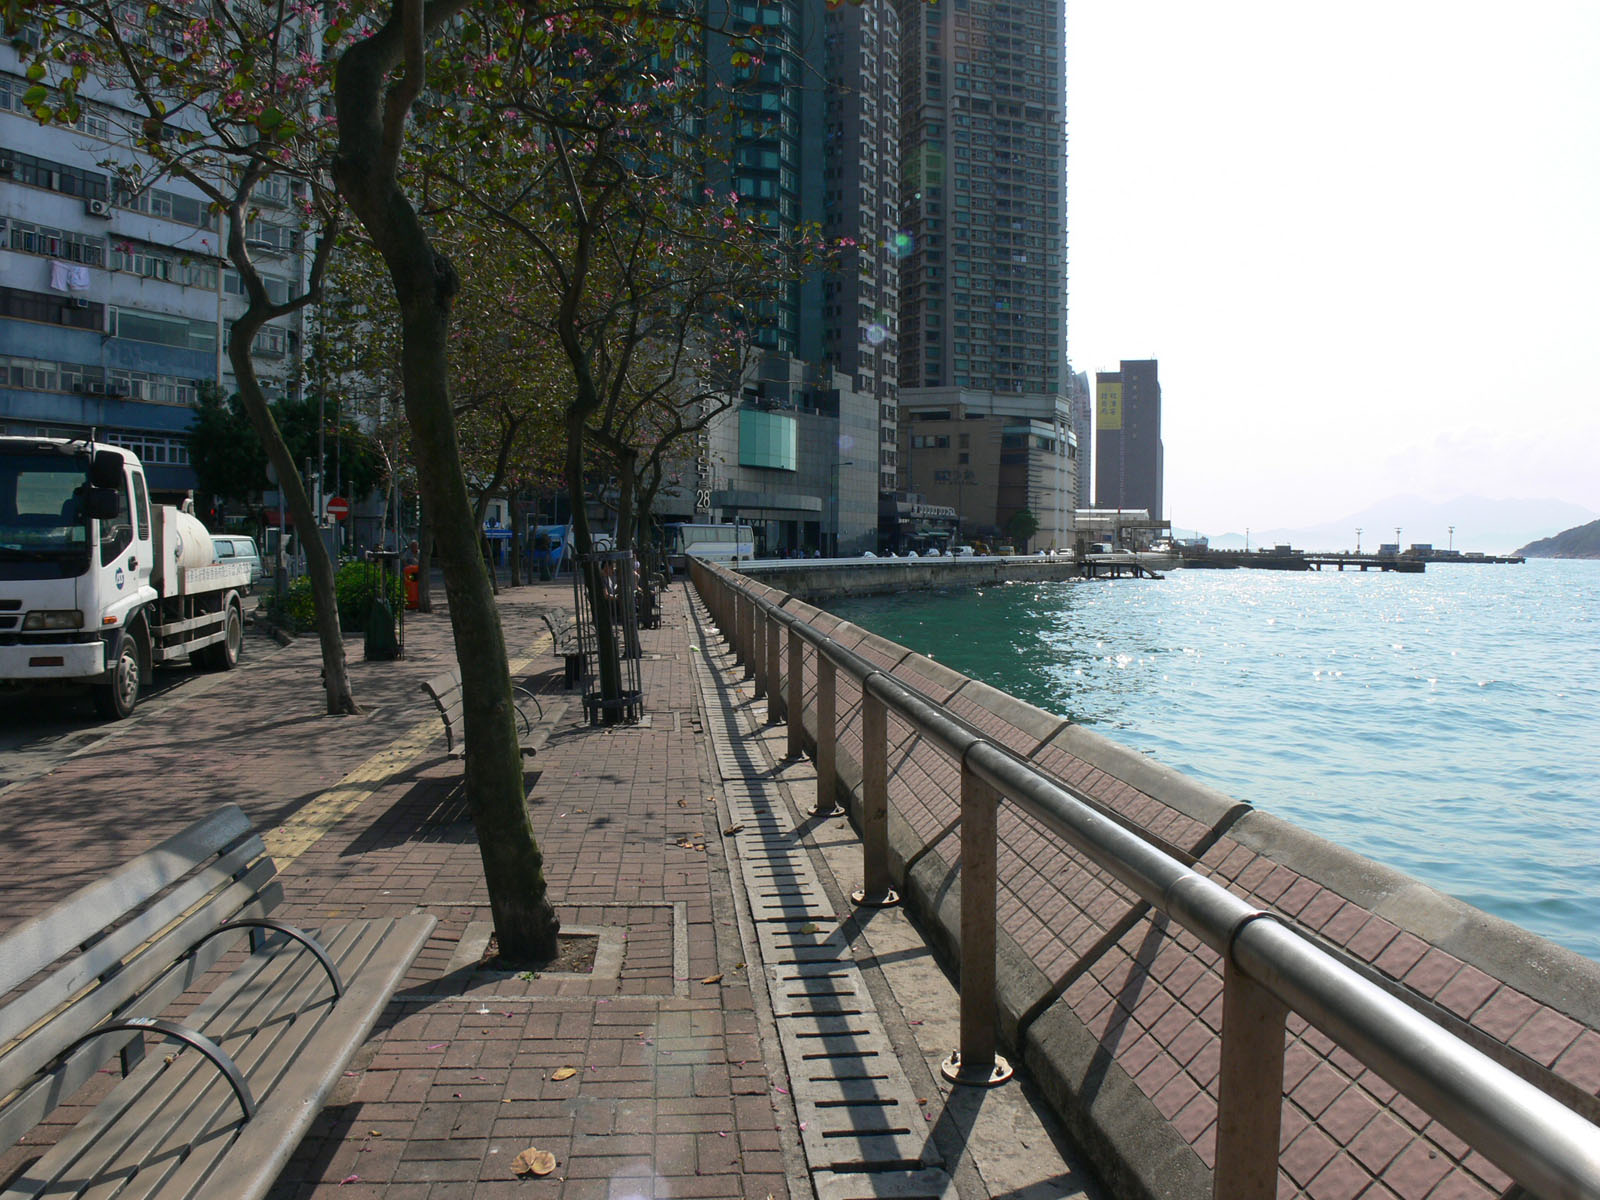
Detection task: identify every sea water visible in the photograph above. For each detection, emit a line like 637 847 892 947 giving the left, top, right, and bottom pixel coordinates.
828 559 1600 963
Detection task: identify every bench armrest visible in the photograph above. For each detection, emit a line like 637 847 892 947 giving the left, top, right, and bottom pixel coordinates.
194 918 345 1000
61 1017 256 1121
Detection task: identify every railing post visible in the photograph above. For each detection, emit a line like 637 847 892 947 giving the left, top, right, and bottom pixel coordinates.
766 610 782 724
941 760 1012 1086
786 624 805 759
851 686 898 908
1213 959 1288 1200
740 593 755 680
752 606 768 697
815 654 838 815
730 589 745 665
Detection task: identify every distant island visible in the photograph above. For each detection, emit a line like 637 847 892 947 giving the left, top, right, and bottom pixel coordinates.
1517 518 1600 559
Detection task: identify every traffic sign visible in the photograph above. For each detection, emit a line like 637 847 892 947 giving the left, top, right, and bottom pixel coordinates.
324 496 350 521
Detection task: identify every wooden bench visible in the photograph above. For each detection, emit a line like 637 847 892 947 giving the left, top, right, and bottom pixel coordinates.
420 668 542 757
539 611 584 688
0 805 434 1200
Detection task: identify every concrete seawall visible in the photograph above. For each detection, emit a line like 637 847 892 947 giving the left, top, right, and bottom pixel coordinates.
708 567 1600 1200
739 554 1085 601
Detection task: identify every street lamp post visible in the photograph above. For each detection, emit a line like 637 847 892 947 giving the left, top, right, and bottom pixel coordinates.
1395 526 1402 552
1355 527 1362 554
1448 525 1455 552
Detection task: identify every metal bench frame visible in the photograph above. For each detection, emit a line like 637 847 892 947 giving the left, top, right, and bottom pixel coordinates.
0 805 434 1200
420 667 541 758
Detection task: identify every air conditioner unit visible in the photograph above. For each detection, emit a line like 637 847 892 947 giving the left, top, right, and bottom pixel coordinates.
71 297 91 309
85 198 111 218
86 382 107 395
0 158 14 174
245 238 277 253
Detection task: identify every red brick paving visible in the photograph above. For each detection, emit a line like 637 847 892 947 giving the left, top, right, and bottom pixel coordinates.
0 580 796 1200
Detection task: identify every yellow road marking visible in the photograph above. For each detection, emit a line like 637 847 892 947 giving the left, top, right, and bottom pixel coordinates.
263 647 548 864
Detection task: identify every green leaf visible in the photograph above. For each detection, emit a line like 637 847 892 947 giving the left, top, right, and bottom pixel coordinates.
21 84 47 106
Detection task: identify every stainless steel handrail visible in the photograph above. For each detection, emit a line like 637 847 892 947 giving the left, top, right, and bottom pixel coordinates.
693 561 1600 1200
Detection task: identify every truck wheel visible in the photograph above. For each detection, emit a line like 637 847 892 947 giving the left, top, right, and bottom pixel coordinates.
93 635 141 719
199 602 244 671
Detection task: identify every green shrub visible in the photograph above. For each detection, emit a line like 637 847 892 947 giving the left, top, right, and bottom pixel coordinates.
277 562 404 633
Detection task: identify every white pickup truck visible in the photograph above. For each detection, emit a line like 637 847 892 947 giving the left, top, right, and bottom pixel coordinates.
0 437 250 718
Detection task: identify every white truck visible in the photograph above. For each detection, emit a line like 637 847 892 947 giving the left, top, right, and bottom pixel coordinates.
0 436 250 718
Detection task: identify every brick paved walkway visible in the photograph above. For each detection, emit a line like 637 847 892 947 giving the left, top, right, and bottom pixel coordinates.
0 579 800 1200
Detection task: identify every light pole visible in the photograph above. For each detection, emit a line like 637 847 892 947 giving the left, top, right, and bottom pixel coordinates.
1355 527 1362 554
1245 526 1250 553
1448 525 1455 552
1395 526 1402 552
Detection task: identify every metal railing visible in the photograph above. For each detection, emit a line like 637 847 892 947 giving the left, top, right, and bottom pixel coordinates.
691 560 1600 1200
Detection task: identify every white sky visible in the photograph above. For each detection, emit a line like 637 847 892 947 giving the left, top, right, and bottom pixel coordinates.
1066 1 1600 535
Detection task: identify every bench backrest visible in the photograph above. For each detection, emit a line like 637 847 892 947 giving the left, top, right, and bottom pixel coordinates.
420 670 464 754
0 804 280 1152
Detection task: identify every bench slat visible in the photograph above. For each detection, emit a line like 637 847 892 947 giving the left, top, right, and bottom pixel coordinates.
0 808 255 996
0 878 279 1155
7 925 367 1200
59 925 376 1200
2 917 432 1200
0 844 272 1051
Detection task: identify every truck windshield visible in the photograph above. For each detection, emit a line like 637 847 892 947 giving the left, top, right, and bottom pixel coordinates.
0 452 91 575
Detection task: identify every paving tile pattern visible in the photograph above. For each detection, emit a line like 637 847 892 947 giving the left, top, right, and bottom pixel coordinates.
699 570 1600 1200
0 581 794 1200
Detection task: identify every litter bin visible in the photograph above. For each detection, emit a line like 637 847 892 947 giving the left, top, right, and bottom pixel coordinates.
404 564 420 610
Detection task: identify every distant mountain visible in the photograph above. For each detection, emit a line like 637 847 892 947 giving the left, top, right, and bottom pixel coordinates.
1202 495 1599 555
1517 519 1600 559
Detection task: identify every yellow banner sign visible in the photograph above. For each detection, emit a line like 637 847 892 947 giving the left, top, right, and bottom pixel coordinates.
1098 381 1122 431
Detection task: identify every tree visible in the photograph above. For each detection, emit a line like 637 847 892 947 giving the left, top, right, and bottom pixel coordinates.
329 0 559 957
1006 508 1040 552
14 0 364 714
415 2 823 715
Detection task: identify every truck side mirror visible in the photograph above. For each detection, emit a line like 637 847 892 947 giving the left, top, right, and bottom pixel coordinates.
90 450 123 490
86 487 120 520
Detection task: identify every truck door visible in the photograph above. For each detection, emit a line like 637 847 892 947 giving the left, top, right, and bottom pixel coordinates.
92 458 153 627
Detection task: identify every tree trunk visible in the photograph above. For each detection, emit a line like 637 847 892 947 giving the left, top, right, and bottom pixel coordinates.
225 311 358 716
332 5 558 959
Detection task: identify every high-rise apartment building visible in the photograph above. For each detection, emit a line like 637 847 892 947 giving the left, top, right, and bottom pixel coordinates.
1094 358 1163 519
897 0 1066 397
658 0 899 556
894 0 1070 538
0 43 308 500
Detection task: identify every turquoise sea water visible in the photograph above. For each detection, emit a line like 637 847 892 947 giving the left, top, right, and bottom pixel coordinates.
828 559 1600 963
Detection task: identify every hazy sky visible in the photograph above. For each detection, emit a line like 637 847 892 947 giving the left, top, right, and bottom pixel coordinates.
1066 2 1600 536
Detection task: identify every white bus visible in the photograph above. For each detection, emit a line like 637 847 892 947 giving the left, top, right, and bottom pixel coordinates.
664 522 755 570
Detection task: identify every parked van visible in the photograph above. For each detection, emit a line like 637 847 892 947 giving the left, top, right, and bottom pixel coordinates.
212 535 263 585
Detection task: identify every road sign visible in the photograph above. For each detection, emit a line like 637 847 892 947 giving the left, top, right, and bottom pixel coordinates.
325 496 350 521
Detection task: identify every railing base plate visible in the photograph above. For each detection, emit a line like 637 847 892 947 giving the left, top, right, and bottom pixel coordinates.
940 1051 1013 1087
852 887 901 908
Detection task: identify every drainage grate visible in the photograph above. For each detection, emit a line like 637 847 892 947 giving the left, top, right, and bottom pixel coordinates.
689 603 949 1187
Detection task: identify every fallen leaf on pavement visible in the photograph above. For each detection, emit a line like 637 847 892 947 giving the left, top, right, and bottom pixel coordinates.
723 824 744 836
551 1067 577 1081
512 1148 557 1177
702 973 723 985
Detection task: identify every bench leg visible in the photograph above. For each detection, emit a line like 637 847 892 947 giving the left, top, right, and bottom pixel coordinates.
564 653 581 688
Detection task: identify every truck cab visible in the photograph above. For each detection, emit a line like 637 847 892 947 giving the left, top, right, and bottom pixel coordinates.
1 437 244 718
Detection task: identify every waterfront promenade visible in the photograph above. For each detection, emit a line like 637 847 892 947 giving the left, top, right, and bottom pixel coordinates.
0 579 1090 1199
